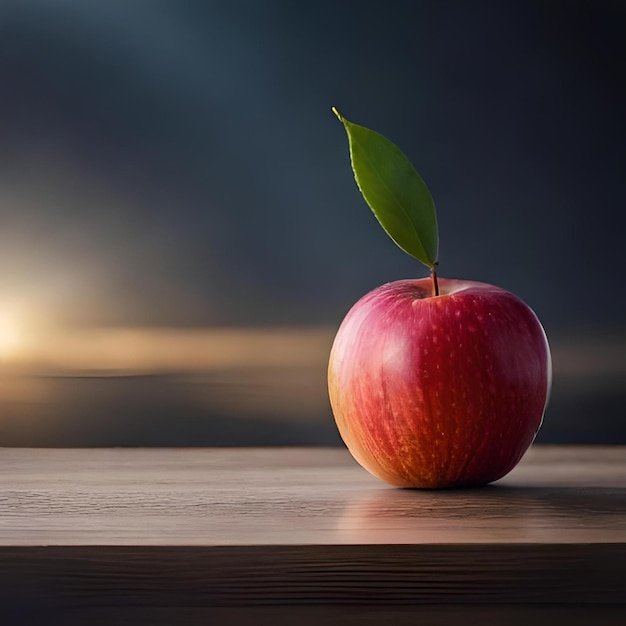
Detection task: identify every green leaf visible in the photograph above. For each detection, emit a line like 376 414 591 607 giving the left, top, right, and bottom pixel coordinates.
333 108 438 268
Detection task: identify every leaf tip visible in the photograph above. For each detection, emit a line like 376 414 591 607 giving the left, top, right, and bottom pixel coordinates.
331 106 343 122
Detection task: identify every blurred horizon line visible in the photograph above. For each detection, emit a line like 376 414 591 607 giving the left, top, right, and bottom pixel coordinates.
2 326 335 375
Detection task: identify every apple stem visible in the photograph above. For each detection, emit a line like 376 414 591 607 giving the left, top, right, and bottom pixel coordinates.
430 264 439 297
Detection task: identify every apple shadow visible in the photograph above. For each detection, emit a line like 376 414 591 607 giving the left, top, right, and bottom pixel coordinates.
478 483 626 514
336 484 626 544
379 483 625 516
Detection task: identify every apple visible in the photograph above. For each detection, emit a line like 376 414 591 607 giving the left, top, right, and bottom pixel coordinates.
329 108 552 488
328 277 551 488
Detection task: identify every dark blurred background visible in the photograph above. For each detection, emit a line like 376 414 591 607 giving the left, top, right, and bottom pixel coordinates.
0 0 624 446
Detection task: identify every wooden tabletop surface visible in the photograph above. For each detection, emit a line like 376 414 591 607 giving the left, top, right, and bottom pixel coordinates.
1 445 625 624
1 445 625 546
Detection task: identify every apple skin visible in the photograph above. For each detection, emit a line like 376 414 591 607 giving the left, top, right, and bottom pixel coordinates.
328 278 551 488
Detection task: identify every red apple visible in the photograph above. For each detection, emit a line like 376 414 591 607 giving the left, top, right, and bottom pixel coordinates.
328 277 551 488
329 109 552 488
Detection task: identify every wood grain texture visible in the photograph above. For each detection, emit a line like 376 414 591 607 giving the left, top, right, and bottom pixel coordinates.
1 544 624 604
1 446 624 546
0 446 625 622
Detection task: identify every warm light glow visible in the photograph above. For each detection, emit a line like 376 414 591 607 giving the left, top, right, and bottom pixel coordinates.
0 308 22 359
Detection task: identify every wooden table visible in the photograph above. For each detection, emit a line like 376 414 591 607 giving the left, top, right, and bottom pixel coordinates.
1 446 625 625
